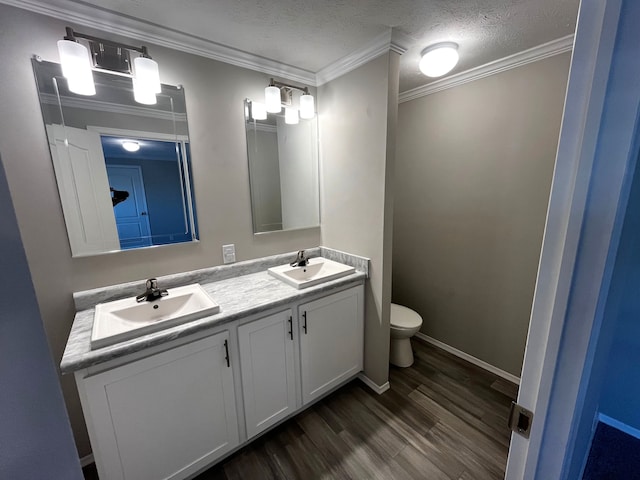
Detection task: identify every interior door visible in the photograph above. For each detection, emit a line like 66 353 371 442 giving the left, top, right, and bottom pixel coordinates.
505 1 636 478
106 165 152 249
47 124 120 256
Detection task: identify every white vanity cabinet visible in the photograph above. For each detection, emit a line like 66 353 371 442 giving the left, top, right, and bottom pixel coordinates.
238 309 298 438
76 282 365 480
299 285 364 404
76 331 239 480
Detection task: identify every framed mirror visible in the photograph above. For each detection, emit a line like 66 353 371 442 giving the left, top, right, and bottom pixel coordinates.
32 58 198 257
244 99 319 234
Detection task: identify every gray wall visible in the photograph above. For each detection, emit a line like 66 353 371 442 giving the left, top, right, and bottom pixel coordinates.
0 158 82 479
0 4 321 457
319 52 399 387
393 53 571 376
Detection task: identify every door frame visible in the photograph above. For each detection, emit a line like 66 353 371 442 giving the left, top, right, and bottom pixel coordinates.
106 164 152 248
87 126 197 240
506 0 640 477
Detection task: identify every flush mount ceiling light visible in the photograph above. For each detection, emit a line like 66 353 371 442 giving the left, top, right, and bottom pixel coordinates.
57 27 161 104
419 42 459 78
264 78 315 119
122 141 140 152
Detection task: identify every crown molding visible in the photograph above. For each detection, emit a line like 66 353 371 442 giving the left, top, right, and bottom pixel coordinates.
40 93 187 122
399 34 574 103
1 0 317 85
315 28 408 86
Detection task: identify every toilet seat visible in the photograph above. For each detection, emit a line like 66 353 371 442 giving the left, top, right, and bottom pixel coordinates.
390 303 422 329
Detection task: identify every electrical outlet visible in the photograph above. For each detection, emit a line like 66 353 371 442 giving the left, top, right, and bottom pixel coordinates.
222 244 236 264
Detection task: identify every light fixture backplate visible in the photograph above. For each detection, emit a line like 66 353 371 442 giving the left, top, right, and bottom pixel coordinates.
89 41 132 74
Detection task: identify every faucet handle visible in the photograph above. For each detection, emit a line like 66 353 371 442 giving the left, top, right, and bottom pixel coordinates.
146 278 158 290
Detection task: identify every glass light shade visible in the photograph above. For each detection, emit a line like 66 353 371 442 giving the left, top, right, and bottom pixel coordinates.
122 141 140 152
265 85 282 113
285 107 299 125
134 56 161 94
133 78 157 105
299 93 315 119
251 102 267 120
57 39 96 96
419 43 459 78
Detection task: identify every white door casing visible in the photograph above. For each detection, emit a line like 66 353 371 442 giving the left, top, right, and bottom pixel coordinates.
504 0 640 478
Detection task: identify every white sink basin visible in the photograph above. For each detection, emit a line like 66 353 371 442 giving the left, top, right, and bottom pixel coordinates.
268 257 356 289
91 284 219 350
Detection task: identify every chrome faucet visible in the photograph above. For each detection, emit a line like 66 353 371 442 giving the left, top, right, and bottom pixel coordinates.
290 250 309 267
136 278 169 303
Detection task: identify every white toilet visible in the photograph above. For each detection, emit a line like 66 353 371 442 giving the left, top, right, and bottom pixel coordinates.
389 303 423 367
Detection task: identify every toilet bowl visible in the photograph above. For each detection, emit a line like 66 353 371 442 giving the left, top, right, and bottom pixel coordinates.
389 303 423 367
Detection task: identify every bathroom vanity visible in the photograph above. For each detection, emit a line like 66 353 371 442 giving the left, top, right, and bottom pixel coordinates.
61 247 368 480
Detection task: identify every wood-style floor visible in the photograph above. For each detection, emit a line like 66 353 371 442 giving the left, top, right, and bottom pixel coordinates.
83 338 518 480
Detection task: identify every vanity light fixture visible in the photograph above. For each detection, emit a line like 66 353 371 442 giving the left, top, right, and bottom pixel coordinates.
265 84 282 113
251 101 268 120
265 78 315 119
122 141 140 152
419 42 459 78
57 27 161 104
285 107 299 125
57 36 95 96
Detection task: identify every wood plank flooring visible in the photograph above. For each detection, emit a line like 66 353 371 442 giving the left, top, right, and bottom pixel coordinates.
83 338 518 480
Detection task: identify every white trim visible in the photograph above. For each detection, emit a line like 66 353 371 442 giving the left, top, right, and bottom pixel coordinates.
86 126 189 143
598 413 640 441
315 29 407 86
414 333 520 385
40 93 187 123
399 35 574 103
357 373 390 394
2 0 316 85
80 453 94 467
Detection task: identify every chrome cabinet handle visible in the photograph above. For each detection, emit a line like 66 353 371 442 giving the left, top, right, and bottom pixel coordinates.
302 311 307 334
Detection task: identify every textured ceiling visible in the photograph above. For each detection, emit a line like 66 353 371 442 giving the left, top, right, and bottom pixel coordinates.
65 0 580 92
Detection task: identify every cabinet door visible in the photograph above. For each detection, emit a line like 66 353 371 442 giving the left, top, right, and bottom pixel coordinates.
299 285 364 405
81 332 239 480
238 310 297 438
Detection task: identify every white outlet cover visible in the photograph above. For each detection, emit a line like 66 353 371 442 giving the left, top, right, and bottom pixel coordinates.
222 244 236 264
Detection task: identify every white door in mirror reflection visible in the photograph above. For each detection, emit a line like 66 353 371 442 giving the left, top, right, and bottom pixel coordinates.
107 165 152 249
47 124 120 256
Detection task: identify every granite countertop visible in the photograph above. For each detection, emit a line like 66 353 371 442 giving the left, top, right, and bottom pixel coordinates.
61 248 368 374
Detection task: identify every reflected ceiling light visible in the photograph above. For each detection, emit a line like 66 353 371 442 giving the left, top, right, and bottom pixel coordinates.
285 107 299 125
57 27 162 104
122 141 140 152
419 42 459 78
264 78 315 120
133 78 157 105
251 101 268 120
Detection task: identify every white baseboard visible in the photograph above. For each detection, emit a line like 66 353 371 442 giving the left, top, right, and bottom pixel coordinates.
598 413 640 440
358 373 390 394
80 453 94 467
414 333 520 385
